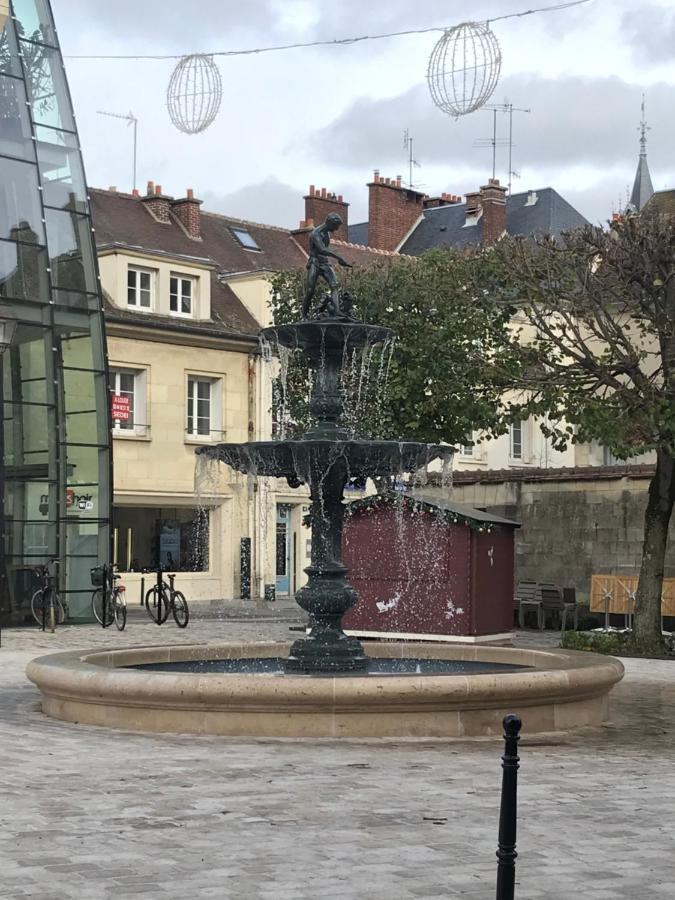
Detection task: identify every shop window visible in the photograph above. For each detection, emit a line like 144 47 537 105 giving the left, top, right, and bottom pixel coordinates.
170 274 194 317
113 506 209 573
110 367 147 436
127 266 153 310
186 375 222 439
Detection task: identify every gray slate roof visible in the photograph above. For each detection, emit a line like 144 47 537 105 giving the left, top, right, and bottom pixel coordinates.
348 221 369 245
629 154 654 212
399 188 590 255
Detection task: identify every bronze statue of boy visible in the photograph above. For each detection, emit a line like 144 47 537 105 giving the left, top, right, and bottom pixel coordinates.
302 213 352 318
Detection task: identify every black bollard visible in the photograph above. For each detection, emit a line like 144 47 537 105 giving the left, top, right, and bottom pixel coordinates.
496 714 522 900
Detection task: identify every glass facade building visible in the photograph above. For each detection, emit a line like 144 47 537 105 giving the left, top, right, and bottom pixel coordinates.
0 0 112 622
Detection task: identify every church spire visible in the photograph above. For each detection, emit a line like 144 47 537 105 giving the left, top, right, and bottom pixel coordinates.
629 94 654 212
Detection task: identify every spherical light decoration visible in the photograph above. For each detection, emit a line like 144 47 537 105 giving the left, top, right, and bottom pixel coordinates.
167 54 223 135
427 21 502 118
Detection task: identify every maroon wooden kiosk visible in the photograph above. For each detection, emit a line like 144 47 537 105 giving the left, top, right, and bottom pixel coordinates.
343 495 519 643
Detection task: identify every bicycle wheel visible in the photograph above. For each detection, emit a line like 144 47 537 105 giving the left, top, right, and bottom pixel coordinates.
31 590 46 626
92 589 114 627
145 586 169 624
54 595 66 625
113 591 127 631
171 591 189 628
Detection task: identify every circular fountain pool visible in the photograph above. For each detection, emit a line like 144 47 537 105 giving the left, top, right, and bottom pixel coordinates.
27 641 624 739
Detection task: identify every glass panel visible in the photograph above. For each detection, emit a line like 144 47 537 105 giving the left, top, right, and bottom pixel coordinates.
113 506 209 573
0 9 22 76
20 40 75 132
36 126 87 213
64 443 105 487
45 207 96 293
197 381 210 401
11 0 57 46
0 237 49 302
181 282 191 314
0 72 34 159
51 287 99 311
0 155 45 243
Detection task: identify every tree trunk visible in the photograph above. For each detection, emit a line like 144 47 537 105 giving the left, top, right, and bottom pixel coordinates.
633 448 675 648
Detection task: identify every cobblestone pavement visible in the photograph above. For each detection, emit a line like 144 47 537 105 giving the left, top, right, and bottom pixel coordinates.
1 619 674 899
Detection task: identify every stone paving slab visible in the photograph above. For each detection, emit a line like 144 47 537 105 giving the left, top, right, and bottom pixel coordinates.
1 621 674 898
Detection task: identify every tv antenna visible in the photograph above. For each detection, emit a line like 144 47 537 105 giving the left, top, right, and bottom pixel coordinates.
97 110 139 191
403 129 422 188
473 102 531 193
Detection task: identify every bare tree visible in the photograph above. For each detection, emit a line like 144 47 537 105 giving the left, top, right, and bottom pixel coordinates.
494 214 675 648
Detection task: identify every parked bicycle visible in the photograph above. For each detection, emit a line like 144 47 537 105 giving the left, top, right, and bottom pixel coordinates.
144 566 189 628
91 564 127 631
31 559 65 632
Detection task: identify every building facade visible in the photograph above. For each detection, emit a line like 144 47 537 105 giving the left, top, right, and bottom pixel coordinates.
0 0 112 623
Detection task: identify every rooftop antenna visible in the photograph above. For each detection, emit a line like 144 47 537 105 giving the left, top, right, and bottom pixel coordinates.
403 129 422 189
474 102 531 192
97 110 139 192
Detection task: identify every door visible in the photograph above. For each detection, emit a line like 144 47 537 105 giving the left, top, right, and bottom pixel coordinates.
275 505 291 595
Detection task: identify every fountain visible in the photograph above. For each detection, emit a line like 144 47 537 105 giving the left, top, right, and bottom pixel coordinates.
27 216 624 737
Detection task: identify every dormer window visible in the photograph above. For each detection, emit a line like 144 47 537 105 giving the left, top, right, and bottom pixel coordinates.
127 266 153 310
170 274 194 317
231 227 261 251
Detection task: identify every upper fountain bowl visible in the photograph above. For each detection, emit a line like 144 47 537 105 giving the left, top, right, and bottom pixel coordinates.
261 319 393 355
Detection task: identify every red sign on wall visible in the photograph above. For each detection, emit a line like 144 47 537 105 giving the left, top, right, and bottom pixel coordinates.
111 394 131 421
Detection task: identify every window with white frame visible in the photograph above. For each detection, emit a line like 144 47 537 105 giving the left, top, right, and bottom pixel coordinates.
110 367 147 435
510 421 524 461
170 274 194 317
186 375 222 439
459 432 479 458
127 266 153 309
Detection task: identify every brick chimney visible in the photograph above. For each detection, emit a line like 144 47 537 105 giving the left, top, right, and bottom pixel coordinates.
303 185 349 240
291 219 314 254
172 188 202 239
368 170 426 251
141 181 173 224
480 178 507 246
423 192 462 210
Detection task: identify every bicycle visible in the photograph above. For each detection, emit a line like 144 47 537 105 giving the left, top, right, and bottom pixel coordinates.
144 566 189 628
91 565 127 631
31 560 65 632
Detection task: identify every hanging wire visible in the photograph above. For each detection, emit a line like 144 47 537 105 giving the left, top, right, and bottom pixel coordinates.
64 1 593 60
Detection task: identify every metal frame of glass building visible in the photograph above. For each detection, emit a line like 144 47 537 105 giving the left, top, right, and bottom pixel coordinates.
1 0 112 622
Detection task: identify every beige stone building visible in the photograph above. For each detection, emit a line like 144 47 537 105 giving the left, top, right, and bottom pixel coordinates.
92 184 315 603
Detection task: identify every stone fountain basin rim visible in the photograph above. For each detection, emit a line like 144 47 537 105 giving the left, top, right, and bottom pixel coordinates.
26 641 624 712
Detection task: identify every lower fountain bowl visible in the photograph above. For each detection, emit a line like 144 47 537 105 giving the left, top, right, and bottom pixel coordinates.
26 642 623 739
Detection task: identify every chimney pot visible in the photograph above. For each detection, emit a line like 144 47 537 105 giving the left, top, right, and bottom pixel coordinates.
374 169 380 182
132 188 140 197
155 184 162 196
146 180 154 196
320 187 327 198
337 194 343 202
187 188 194 200
309 184 315 195
109 186 117 192
396 175 402 187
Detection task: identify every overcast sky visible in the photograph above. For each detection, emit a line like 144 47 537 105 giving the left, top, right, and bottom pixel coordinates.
53 0 675 229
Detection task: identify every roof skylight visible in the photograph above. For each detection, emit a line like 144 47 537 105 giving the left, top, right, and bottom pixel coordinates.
231 227 261 251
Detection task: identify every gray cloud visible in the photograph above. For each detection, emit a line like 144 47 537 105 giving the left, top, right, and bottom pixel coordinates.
308 74 674 175
202 178 304 229
622 3 675 63
52 0 280 52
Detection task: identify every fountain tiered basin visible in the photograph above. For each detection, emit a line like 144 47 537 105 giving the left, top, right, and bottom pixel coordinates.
27 313 624 736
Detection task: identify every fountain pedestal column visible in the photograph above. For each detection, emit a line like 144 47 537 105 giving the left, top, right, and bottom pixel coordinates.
285 457 368 674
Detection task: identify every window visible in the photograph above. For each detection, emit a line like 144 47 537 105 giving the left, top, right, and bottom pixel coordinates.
113 506 209 573
231 227 261 251
127 266 153 309
510 421 523 461
170 275 194 316
186 376 222 439
110 367 147 436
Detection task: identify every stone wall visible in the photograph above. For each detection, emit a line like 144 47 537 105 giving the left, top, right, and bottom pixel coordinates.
425 466 675 603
